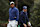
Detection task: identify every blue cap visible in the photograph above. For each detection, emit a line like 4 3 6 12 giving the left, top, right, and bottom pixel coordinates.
23 6 27 9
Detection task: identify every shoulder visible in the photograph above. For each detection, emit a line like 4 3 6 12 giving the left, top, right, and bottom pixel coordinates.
9 8 11 10
14 7 19 11
20 11 23 13
9 8 12 11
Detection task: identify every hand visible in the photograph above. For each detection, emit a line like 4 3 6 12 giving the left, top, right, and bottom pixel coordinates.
14 17 16 18
8 19 10 22
23 23 27 27
28 22 31 26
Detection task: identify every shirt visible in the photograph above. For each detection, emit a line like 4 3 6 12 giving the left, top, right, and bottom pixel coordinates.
9 7 19 21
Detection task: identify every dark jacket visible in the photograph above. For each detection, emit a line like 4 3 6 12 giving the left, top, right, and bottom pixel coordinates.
19 11 29 25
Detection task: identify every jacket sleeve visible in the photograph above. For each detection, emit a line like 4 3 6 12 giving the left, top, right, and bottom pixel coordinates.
26 13 29 22
24 13 29 24
16 9 19 21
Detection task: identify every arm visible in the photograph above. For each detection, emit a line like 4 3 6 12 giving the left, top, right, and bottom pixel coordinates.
16 9 19 21
26 15 31 26
23 13 29 24
26 15 29 22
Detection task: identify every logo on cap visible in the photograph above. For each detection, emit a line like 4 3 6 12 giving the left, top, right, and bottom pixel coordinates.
23 6 27 9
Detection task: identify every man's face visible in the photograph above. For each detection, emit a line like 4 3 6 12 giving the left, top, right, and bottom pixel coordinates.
23 9 27 12
10 4 15 8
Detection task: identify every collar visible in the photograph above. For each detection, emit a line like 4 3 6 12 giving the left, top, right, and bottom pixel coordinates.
11 6 15 9
23 10 24 12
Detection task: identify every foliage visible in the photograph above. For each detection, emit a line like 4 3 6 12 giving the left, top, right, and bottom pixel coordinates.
0 0 40 27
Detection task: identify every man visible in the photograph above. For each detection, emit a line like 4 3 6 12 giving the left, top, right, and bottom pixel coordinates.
19 6 31 27
7 1 19 27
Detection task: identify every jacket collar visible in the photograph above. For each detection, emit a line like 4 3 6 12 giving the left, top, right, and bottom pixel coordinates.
11 6 15 9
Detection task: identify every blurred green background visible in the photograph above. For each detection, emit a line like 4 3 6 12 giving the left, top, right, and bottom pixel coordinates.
0 0 40 27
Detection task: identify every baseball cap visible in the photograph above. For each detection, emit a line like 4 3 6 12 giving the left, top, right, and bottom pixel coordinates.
23 6 27 9
10 1 15 5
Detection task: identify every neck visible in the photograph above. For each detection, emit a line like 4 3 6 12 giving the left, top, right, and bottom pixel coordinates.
11 6 15 8
23 10 27 12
